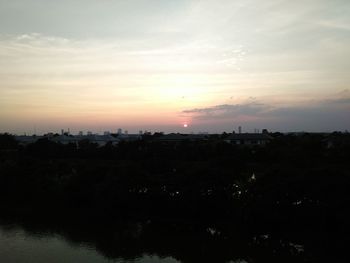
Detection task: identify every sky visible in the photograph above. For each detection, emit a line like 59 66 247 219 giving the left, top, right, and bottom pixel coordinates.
0 0 349 134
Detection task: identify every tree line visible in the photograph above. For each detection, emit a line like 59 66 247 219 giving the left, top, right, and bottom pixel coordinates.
0 132 350 236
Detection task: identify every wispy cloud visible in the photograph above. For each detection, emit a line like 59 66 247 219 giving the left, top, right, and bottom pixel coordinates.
183 95 350 131
183 102 270 118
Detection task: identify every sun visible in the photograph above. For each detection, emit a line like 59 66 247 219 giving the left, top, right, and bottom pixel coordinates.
183 124 188 128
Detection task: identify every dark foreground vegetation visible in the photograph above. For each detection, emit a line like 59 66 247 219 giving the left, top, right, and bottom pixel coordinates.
1 132 350 262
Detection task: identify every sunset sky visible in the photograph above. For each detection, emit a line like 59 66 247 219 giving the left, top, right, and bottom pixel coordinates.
1 0 349 134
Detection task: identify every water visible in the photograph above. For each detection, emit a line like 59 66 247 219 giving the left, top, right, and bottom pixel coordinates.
0 216 341 263
0 222 180 263
0 216 259 263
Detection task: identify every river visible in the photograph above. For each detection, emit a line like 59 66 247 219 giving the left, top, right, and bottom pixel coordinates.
0 222 180 263
0 215 342 263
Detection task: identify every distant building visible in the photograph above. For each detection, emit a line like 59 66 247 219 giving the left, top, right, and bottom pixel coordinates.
51 135 77 145
16 135 43 145
156 133 209 142
15 133 120 147
85 134 119 146
117 133 142 142
225 133 272 146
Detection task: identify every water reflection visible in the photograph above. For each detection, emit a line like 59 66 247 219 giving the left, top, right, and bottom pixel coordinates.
0 227 111 263
0 216 344 263
0 220 181 263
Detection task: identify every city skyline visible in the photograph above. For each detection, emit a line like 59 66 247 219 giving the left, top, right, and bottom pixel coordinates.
1 0 350 134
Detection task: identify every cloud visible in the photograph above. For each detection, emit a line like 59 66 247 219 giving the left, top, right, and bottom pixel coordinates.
317 20 350 31
324 97 350 105
183 95 350 131
183 102 270 118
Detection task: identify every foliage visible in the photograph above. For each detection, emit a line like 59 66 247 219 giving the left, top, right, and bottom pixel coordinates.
0 132 349 235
